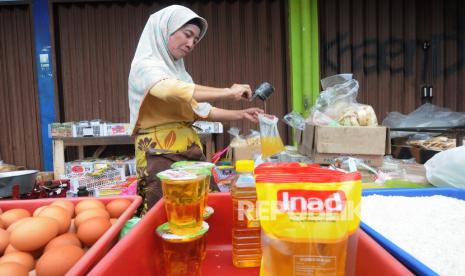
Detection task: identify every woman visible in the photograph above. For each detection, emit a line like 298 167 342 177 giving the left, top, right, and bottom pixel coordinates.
129 5 263 213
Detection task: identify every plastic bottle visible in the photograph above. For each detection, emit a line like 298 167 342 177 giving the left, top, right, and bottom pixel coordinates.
231 160 261 267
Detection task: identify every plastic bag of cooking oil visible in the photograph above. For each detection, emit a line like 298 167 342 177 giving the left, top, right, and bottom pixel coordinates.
254 163 362 276
258 114 285 159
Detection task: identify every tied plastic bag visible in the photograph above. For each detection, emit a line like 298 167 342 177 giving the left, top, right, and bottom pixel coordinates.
255 164 362 276
424 146 465 188
308 75 378 126
258 114 284 159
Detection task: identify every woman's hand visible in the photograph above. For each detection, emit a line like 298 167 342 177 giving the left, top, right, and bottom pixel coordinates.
240 108 264 123
226 84 252 101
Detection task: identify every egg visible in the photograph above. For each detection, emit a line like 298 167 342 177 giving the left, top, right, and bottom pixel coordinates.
75 200 105 215
1 209 31 228
50 201 75 218
35 245 84 276
0 229 9 255
74 208 109 228
0 252 35 271
0 262 29 276
110 218 117 225
37 206 71 234
77 217 111 247
7 218 33 233
106 199 131 218
44 233 81 252
4 244 18 255
0 219 4 229
68 219 76 233
33 206 47 217
10 217 59 252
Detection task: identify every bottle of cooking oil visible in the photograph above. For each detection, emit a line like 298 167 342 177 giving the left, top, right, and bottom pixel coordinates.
231 160 261 267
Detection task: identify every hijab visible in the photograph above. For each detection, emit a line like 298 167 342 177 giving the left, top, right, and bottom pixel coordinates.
128 5 208 133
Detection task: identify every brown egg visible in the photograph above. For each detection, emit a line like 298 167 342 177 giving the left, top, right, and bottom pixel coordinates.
77 217 111 247
10 217 59 252
68 219 76 233
0 229 9 255
0 262 29 276
44 233 81 252
75 199 105 215
0 219 4 229
1 209 31 228
74 208 110 228
35 245 84 276
106 199 131 218
32 206 47 217
37 206 71 234
7 218 33 233
50 201 75 218
4 244 18 255
0 252 35 271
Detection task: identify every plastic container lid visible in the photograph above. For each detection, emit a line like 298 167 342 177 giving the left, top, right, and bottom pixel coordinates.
178 167 212 176
171 161 215 169
156 169 199 181
235 160 254 173
156 221 209 242
203 206 214 220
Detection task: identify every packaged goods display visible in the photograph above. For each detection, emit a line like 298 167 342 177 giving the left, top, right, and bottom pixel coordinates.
157 170 206 236
231 160 261 267
255 163 362 276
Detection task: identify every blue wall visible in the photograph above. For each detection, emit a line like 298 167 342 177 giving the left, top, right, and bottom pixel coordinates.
32 0 56 171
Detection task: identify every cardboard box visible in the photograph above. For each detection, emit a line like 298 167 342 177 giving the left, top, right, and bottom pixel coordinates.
295 124 390 166
231 144 261 163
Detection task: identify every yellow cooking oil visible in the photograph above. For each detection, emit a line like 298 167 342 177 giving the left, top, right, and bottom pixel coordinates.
231 160 261 267
260 136 284 158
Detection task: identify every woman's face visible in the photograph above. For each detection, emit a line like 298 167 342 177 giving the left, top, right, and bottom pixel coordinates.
168 24 201 60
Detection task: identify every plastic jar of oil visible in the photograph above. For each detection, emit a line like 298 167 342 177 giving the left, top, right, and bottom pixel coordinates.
231 160 261 267
171 161 215 220
156 221 209 276
157 169 206 235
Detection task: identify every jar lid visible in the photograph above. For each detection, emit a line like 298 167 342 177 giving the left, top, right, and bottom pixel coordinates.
203 206 214 220
156 221 209 242
156 169 199 181
171 161 215 169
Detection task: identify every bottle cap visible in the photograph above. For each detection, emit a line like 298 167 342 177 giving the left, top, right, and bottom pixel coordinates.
235 160 254 173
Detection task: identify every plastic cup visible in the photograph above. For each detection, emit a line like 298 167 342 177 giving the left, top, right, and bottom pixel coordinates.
171 162 215 220
156 221 209 276
157 169 206 235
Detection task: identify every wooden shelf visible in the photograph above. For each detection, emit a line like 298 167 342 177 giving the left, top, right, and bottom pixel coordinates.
52 134 215 179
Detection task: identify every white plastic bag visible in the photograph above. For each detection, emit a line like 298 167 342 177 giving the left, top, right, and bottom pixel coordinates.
424 146 465 188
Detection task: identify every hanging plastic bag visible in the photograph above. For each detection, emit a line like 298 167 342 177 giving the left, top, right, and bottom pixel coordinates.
424 146 465 188
258 114 284 159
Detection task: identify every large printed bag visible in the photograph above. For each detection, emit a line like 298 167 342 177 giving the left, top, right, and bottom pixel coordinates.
255 164 362 276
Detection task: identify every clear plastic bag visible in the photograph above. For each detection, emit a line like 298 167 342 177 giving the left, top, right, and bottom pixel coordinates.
308 76 378 126
258 114 284 158
424 146 465 188
283 111 305 130
383 103 465 138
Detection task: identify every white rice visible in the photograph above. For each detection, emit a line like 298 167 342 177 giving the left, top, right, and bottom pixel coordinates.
362 195 465 276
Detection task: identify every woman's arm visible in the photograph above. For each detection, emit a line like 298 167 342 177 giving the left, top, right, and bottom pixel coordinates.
193 84 252 102
208 107 264 123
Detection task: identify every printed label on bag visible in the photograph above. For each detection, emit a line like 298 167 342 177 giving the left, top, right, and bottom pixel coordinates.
293 255 336 276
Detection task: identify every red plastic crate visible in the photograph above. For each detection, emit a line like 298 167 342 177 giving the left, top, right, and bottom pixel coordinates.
0 195 141 275
89 193 412 276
